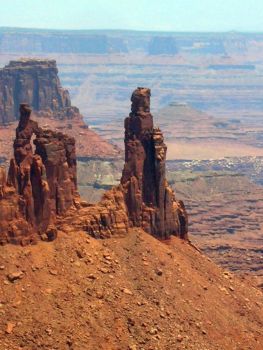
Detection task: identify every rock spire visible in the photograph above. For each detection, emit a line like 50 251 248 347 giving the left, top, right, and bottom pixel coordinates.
121 87 188 239
0 88 188 245
0 103 78 244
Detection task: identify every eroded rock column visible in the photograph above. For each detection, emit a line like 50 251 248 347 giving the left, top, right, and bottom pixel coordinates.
121 87 188 239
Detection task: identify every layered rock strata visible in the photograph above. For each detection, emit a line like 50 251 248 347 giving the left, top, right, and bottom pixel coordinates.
62 88 188 240
0 59 76 124
121 87 188 239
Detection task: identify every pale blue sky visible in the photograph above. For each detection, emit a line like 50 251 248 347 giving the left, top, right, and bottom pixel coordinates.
0 0 263 32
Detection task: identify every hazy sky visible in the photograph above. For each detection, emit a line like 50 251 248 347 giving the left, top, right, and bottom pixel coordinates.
0 0 263 32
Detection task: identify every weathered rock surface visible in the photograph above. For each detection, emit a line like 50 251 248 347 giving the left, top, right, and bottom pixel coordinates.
0 59 74 124
0 88 187 245
121 87 188 239
0 165 35 245
0 102 129 244
59 186 129 239
0 103 78 245
61 88 188 240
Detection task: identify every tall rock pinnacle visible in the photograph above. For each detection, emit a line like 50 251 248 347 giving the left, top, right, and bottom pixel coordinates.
0 103 78 245
121 87 188 239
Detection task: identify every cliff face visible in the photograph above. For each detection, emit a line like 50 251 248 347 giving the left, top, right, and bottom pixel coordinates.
0 59 78 124
0 104 78 245
0 31 128 54
0 165 34 245
121 88 188 239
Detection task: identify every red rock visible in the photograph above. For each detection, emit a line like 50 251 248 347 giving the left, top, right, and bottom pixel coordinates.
0 59 72 124
0 88 187 245
121 87 188 239
54 88 187 242
0 59 120 160
0 103 78 245
5 322 15 334
7 271 24 282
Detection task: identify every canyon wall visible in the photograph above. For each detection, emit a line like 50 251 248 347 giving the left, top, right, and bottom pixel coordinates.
0 28 250 55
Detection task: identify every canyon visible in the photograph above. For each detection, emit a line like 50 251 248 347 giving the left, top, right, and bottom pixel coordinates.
0 41 262 347
0 51 262 285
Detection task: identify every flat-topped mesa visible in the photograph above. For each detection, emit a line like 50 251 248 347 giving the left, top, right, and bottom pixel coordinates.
121 87 188 240
0 59 79 124
0 103 78 245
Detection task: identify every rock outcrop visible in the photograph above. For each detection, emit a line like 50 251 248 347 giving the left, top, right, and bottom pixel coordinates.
148 37 178 55
59 186 129 239
0 103 126 245
0 103 78 245
0 88 187 245
63 88 188 240
0 59 78 124
121 87 188 239
0 165 35 245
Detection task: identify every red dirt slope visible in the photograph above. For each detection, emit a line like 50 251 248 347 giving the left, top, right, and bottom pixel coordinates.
0 229 262 350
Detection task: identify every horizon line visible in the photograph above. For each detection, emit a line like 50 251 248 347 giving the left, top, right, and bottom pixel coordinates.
1 26 263 34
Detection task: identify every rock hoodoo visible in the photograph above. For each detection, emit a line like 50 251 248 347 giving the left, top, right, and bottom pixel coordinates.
0 88 187 245
121 87 188 239
0 59 78 124
0 103 78 245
